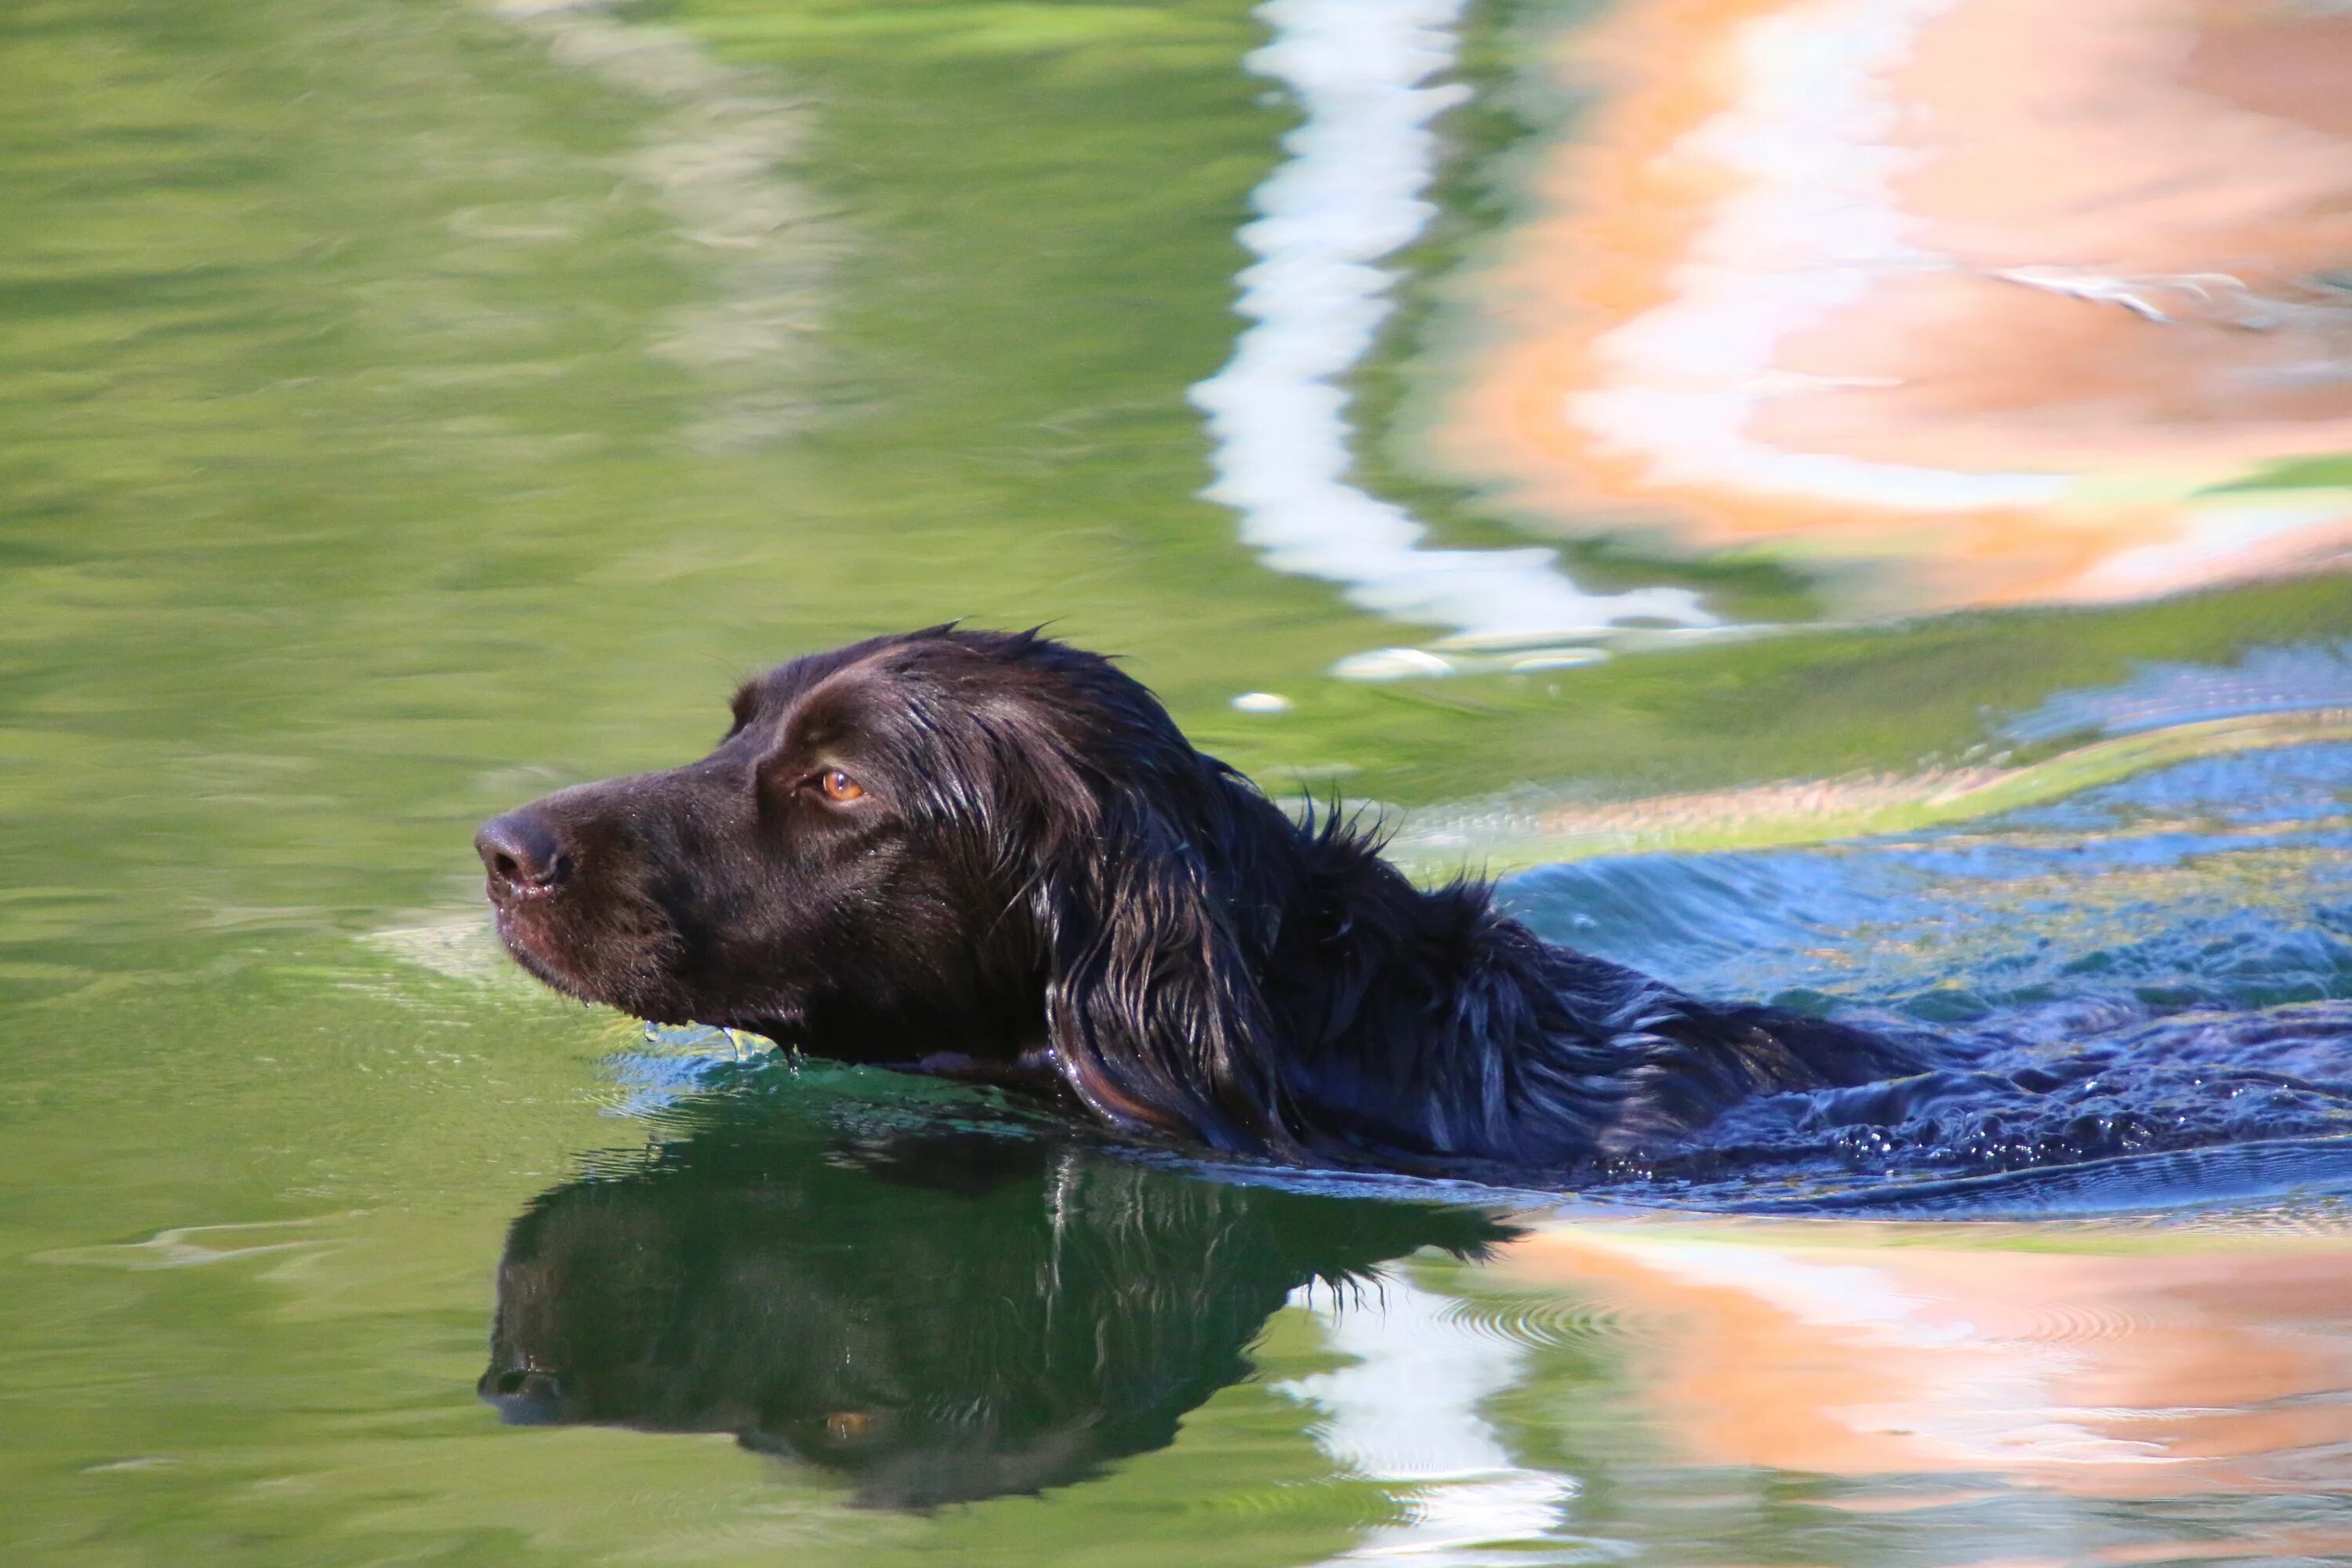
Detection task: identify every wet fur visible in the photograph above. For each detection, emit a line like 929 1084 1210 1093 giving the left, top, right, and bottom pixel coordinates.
482 627 1922 1176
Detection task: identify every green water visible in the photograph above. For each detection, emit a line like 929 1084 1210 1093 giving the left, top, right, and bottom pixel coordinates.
9 0 2352 1561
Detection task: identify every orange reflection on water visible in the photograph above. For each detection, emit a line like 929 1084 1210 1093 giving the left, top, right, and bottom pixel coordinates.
1439 0 2352 614
1497 1221 2352 1500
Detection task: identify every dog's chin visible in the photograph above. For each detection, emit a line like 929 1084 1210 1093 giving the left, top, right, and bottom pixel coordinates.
492 909 599 1002
492 903 649 1015
489 899 787 1038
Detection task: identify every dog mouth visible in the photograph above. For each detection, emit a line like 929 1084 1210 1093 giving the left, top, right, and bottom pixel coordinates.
488 898 597 1000
486 878 712 1028
487 887 627 1005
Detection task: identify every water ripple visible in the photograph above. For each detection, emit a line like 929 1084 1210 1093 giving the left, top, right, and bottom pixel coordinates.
1497 738 2352 1214
1436 1293 1674 1355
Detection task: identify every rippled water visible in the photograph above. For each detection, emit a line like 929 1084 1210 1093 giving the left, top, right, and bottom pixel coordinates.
1517 739 2352 1206
10 0 2352 1562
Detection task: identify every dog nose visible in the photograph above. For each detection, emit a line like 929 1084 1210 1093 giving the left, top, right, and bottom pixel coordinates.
477 811 572 897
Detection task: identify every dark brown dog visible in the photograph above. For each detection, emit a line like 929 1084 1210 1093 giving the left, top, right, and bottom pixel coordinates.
477 627 1917 1176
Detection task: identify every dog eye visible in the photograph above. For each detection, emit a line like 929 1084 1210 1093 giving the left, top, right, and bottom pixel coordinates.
815 769 865 803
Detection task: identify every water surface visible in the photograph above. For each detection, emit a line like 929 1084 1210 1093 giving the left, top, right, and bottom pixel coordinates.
9 0 2352 1562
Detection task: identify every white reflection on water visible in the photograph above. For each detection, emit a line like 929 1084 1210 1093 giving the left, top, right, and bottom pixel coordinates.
1189 0 1710 648
1277 1209 2352 1561
1282 1272 1579 1563
1570 0 2065 512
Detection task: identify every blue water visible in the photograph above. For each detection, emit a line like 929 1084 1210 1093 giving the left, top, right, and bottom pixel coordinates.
1504 741 2352 1210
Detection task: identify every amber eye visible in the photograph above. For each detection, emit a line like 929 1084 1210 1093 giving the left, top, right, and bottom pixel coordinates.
825 1410 873 1442
815 768 864 803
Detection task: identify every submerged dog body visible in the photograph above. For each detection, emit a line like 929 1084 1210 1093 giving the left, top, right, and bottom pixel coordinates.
478 628 1917 1175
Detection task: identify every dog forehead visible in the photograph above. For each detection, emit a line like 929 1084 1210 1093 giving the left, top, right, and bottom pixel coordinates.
743 642 883 712
722 666 921 774
728 645 900 746
749 636 1076 739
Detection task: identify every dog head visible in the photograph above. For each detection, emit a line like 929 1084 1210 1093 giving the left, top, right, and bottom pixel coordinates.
477 627 1305 1150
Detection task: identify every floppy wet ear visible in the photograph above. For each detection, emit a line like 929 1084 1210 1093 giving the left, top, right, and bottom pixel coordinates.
1037 793 1300 1158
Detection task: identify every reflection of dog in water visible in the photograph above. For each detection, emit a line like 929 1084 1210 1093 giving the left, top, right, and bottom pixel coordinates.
477 626 1919 1178
481 1115 1514 1508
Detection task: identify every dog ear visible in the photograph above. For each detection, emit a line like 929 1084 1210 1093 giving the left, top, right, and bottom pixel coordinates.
1034 782 1302 1158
